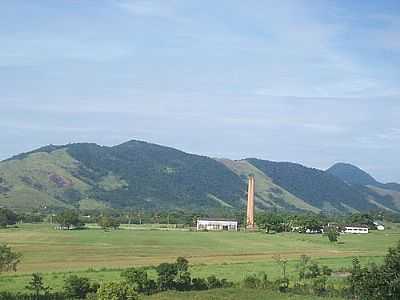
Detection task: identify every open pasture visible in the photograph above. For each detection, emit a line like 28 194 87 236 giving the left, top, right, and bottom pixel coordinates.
0 223 399 292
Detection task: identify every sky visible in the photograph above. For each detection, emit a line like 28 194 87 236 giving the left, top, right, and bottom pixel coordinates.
1 0 400 182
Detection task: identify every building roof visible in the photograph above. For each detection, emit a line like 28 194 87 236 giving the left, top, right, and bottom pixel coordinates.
197 218 238 222
345 224 369 228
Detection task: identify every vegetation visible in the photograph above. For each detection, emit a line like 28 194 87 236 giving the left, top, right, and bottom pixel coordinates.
54 210 83 229
0 208 18 228
25 273 50 297
0 243 21 274
96 281 138 300
97 216 120 230
1 140 400 214
348 241 400 299
247 158 382 212
326 227 339 242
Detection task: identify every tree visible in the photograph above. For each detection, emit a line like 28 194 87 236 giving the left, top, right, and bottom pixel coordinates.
26 273 49 298
98 215 120 230
175 257 191 291
97 281 138 300
326 227 339 242
156 262 178 291
0 208 17 228
348 241 400 300
64 275 95 299
256 213 286 233
0 244 21 273
297 255 311 281
121 267 156 294
54 210 82 230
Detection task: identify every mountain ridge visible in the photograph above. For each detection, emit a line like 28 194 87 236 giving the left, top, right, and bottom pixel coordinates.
0 140 399 214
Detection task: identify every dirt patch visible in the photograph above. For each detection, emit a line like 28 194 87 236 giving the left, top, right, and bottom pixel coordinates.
48 173 73 188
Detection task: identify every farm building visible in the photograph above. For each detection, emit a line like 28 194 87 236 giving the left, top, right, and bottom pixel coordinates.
196 219 238 231
373 221 385 231
344 225 369 234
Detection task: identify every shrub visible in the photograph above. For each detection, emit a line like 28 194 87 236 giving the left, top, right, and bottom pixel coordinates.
326 227 339 242
64 275 96 299
97 281 138 300
191 278 208 290
312 276 328 296
242 274 261 289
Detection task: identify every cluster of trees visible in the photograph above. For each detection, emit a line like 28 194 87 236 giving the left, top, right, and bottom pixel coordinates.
121 257 232 295
0 208 17 228
348 241 400 300
255 212 386 234
0 255 230 300
242 255 333 296
53 210 84 230
96 215 120 230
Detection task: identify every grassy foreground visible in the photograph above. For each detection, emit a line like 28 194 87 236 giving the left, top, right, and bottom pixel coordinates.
0 223 399 293
144 288 343 300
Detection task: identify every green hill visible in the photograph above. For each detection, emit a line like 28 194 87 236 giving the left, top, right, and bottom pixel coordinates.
0 140 399 214
326 163 378 186
0 141 245 212
246 159 396 213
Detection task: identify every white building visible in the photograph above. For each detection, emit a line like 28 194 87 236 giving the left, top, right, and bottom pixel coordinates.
373 221 385 231
344 225 369 234
197 219 238 231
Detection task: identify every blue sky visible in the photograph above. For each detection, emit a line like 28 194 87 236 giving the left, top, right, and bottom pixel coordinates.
1 0 400 182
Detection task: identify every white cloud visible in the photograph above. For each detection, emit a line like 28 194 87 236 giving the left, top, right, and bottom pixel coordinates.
116 0 175 18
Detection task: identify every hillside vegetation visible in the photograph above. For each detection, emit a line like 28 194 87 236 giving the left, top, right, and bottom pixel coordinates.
0 140 399 213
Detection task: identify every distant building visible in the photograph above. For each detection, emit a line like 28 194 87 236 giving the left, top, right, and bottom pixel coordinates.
373 221 385 231
197 219 238 231
344 225 369 234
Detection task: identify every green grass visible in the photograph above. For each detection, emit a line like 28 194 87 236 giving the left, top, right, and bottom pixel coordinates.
0 223 399 293
144 288 343 300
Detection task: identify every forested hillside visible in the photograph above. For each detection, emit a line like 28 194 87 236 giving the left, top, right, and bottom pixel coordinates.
0 140 399 214
246 159 388 212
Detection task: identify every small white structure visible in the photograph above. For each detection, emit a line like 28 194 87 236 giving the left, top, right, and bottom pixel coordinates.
373 221 385 231
197 219 238 231
344 225 369 234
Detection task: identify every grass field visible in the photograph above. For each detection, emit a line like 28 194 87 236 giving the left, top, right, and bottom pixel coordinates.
0 223 399 293
144 288 344 300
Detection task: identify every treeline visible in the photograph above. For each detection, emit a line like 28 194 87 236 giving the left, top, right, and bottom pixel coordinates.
255 212 386 233
0 257 232 300
2 207 400 232
242 241 400 300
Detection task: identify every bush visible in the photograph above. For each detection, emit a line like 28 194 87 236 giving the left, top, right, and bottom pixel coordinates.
97 281 138 300
274 278 289 293
64 275 94 299
191 278 208 290
312 276 328 296
242 274 261 289
326 227 339 242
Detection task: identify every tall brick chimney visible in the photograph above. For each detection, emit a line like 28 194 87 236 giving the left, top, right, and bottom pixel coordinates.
246 175 255 229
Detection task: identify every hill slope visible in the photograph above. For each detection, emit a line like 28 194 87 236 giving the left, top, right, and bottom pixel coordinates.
327 163 400 193
326 163 378 186
1 140 399 214
218 159 320 213
246 159 393 213
0 141 245 212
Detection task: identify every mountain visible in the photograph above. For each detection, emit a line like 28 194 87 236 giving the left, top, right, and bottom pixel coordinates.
0 140 399 214
326 163 378 186
0 141 245 212
326 162 400 212
246 159 379 212
218 159 320 213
